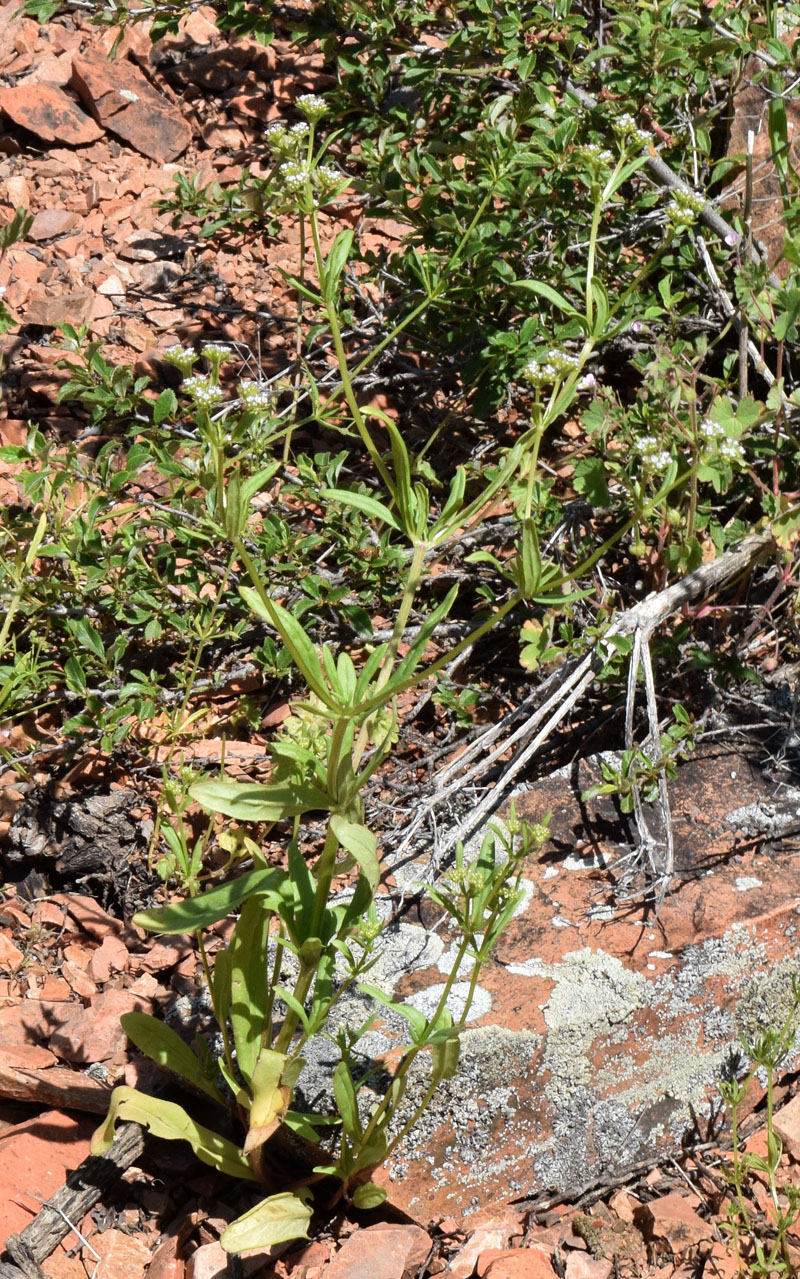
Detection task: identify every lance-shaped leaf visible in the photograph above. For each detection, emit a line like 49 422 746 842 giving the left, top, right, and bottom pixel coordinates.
133 865 285 935
91 1086 256 1180
120 1012 224 1103
190 779 331 823
330 816 379 891
239 588 338 709
319 488 401 531
221 1191 312 1253
228 897 270 1083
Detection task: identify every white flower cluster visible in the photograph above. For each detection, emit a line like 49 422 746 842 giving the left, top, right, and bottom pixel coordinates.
276 159 341 205
666 188 706 228
577 143 615 178
614 113 651 148
202 343 233 363
183 374 225 408
162 343 198 374
638 435 672 471
279 160 311 195
296 93 327 123
521 348 580 388
699 418 745 465
238 380 275 411
265 120 310 159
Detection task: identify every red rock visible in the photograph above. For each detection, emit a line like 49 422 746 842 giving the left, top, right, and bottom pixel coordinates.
129 940 187 974
0 998 73 1049
146 1235 185 1279
25 290 95 328
31 900 67 929
91 1228 152 1279
28 209 80 241
0 1040 58 1068
276 1239 331 1277
5 172 29 205
48 988 150 1064
633 1193 712 1253
479 1247 554 1278
564 1256 613 1279
773 1093 800 1159
71 52 191 163
88 934 131 984
26 973 72 1000
0 83 103 145
27 51 74 86
54 893 124 939
0 1109 95 1240
449 1216 526 1279
324 1224 433 1279
0 929 23 969
483 1252 556 1279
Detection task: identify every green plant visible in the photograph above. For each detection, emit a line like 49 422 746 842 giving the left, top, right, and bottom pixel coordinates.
719 978 800 1276
581 705 695 813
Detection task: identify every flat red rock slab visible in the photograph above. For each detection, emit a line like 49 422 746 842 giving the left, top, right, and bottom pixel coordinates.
0 1108 96 1242
368 748 800 1219
0 83 103 145
71 51 191 163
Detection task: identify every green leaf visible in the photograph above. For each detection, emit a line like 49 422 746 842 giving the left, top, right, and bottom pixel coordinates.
352 1181 388 1210
228 897 271 1083
384 418 416 535
332 1060 363 1140
322 229 354 301
66 616 105 661
133 866 285 934
239 588 338 709
190 779 331 822
91 1087 256 1180
330 816 379 890
319 488 400 531
358 984 427 1039
120 1012 224 1102
573 457 610 507
509 278 581 318
221 1191 312 1253
153 388 177 424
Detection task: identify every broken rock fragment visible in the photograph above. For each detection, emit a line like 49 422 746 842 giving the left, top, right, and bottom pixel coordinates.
71 51 191 163
0 83 103 146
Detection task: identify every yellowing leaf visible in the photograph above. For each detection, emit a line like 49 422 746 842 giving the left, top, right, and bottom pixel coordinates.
220 1191 312 1253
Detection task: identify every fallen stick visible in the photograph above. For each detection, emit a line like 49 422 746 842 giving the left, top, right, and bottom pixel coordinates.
435 528 777 858
0 1064 112 1116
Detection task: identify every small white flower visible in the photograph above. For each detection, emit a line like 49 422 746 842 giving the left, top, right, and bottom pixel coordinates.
162 344 198 373
577 373 597 391
239 380 275 411
183 374 225 408
202 343 233 362
639 436 672 471
296 93 327 123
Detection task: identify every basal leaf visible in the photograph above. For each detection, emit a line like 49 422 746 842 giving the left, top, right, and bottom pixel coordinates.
229 896 271 1082
91 1086 256 1180
220 1191 312 1253
120 1012 224 1103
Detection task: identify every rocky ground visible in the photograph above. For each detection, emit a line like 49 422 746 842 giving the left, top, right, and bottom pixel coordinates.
2 1 800 1276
